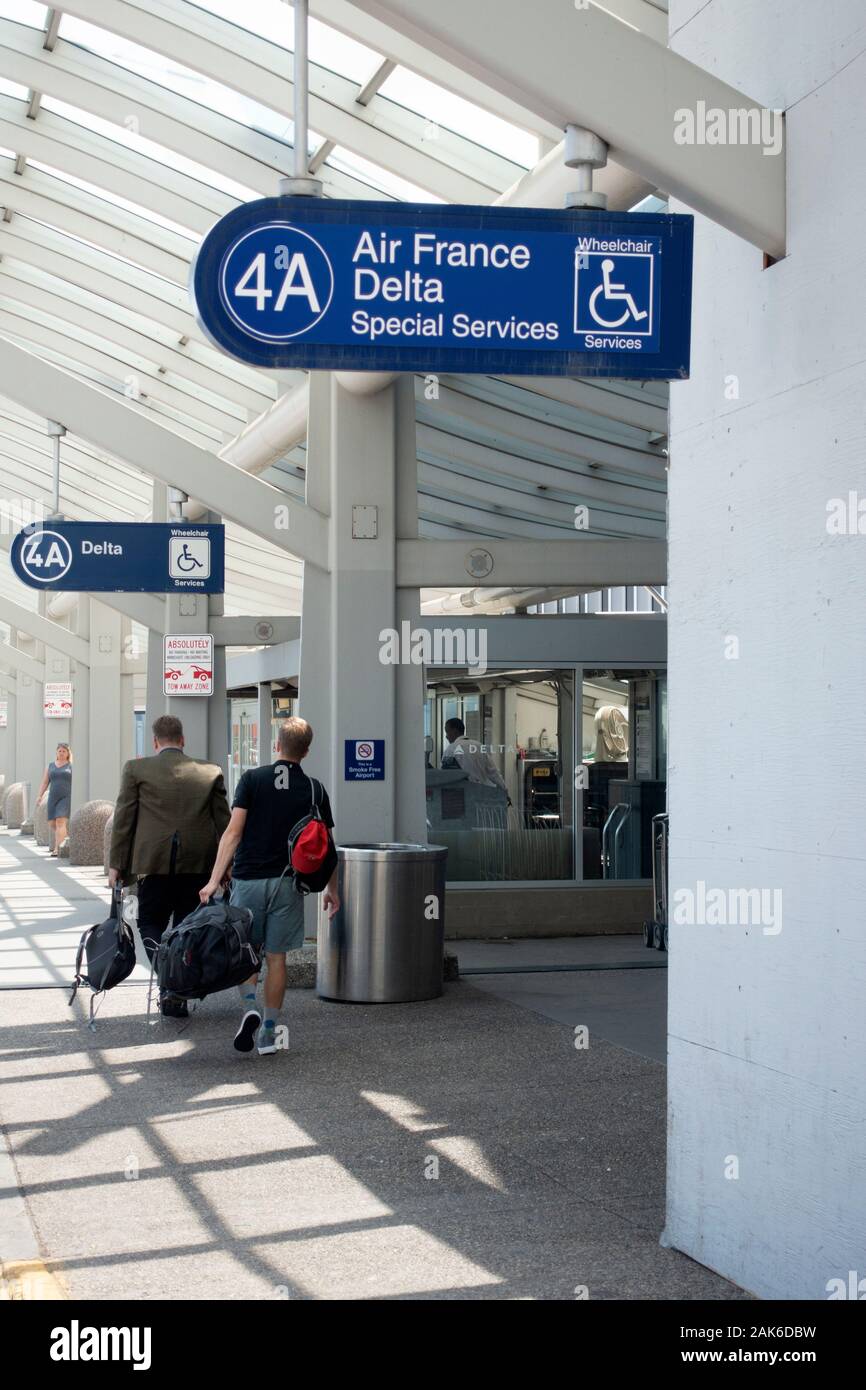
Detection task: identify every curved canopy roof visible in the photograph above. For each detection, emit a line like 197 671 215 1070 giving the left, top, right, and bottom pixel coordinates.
0 0 668 619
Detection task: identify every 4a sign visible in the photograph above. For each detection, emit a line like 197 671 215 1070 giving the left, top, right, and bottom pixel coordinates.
163 634 214 697
11 523 224 593
192 198 693 380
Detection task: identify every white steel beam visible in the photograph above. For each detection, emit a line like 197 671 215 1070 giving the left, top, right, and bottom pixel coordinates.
348 0 786 254
0 638 45 682
0 158 194 283
312 0 562 138
0 96 230 235
396 537 666 587
0 337 328 568
0 596 90 666
0 309 247 437
210 617 301 647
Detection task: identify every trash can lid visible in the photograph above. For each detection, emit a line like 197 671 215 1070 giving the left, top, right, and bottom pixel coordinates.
338 842 448 861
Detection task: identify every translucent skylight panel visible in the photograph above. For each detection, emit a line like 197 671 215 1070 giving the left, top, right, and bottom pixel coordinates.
59 16 303 150
0 1 47 29
0 78 28 100
188 0 383 82
327 147 443 204
28 159 199 240
378 69 537 168
40 96 260 202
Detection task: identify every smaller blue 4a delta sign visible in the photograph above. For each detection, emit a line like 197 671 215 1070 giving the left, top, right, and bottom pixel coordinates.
191 199 693 380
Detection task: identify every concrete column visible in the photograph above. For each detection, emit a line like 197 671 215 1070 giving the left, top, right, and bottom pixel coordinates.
15 629 44 824
41 592 73 803
394 376 427 843
165 593 209 760
257 681 273 765
145 628 167 742
88 599 123 802
299 373 425 844
304 376 396 842
0 679 16 784
71 599 90 806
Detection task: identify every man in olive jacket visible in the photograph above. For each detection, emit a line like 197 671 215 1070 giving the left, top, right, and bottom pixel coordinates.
109 714 230 1016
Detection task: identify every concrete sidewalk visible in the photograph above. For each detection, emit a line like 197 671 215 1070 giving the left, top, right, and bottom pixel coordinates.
0 832 149 990
0 979 748 1301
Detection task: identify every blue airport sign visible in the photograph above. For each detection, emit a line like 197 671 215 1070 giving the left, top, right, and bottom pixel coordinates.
10 522 225 593
192 198 693 380
344 739 385 782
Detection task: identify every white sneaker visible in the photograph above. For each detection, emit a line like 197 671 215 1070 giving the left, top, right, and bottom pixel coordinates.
257 1026 278 1055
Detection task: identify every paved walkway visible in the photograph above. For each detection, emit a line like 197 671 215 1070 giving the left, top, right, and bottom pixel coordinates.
0 829 747 1301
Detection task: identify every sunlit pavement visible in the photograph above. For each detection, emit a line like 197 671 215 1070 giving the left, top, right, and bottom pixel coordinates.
0 831 150 990
0 829 748 1301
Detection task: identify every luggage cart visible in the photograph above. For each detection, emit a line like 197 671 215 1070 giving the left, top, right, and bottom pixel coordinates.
643 812 669 951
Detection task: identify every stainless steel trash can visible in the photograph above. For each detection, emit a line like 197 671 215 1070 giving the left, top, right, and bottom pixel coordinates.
317 843 448 1003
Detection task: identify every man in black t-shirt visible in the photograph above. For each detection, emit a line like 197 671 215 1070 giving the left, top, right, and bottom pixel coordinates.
200 717 339 1055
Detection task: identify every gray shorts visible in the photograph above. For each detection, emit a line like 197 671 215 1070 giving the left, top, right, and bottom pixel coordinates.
230 875 305 954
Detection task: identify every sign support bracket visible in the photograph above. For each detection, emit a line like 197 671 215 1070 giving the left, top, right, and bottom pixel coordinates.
564 125 609 211
280 0 323 198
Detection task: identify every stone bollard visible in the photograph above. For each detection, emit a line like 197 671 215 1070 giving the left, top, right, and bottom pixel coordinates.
34 792 50 847
68 800 115 867
103 812 114 876
3 782 29 831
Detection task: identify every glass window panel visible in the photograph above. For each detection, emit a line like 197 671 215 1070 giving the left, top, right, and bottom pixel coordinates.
326 146 443 203
582 670 666 882
379 68 537 168
0 78 28 99
40 97 260 202
427 669 574 883
188 1 382 82
28 159 199 240
0 1 46 27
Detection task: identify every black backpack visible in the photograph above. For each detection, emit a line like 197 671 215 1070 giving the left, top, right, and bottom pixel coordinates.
156 897 262 1001
69 888 137 1024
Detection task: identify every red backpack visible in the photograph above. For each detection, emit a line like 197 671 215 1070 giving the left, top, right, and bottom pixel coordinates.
288 779 338 895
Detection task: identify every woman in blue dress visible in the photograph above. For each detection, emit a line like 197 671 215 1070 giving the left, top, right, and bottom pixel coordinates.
37 743 72 856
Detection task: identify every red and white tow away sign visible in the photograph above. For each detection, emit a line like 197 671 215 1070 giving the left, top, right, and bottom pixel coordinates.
163 634 214 696
44 682 73 719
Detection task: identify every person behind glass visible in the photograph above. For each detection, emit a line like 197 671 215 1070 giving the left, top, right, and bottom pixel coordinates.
37 743 72 857
441 718 511 804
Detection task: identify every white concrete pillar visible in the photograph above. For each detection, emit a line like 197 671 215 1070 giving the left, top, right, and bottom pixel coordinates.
299 373 426 844
0 678 16 785
257 681 273 765
71 599 90 806
88 599 123 802
165 593 209 760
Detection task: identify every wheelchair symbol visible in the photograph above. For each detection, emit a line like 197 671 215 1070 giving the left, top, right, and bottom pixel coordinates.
589 258 648 329
574 249 654 337
169 535 210 580
175 542 203 572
